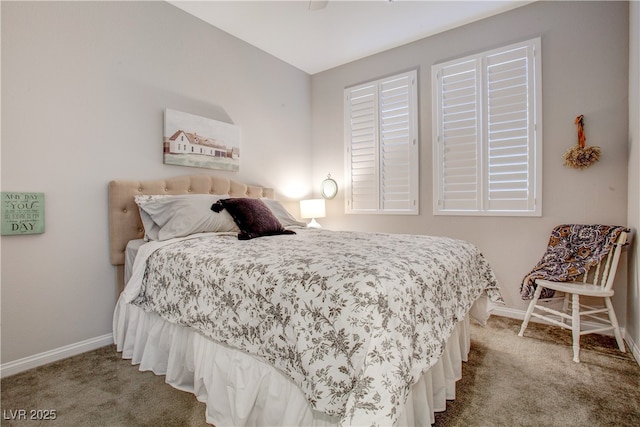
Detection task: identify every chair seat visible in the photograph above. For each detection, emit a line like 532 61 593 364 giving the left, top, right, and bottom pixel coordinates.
534 279 615 297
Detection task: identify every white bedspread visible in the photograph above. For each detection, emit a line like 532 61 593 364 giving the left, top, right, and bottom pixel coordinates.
116 228 501 426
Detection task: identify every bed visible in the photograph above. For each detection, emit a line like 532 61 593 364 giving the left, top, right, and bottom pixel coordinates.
109 174 503 426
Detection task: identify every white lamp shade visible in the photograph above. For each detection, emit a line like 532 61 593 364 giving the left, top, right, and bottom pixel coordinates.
299 199 326 219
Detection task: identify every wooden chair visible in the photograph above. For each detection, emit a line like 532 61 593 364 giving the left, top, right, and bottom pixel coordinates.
518 230 628 363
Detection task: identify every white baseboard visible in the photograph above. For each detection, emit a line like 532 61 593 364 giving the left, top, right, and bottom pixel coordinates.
0 333 113 378
491 306 640 366
491 305 526 320
625 332 640 365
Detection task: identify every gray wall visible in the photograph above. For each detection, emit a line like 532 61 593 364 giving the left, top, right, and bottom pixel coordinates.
311 1 630 320
1 1 312 364
627 1 640 360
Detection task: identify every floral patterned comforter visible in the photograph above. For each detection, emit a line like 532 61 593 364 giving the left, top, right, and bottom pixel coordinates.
127 228 502 426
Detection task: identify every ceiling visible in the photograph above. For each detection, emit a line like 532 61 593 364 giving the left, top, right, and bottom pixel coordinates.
168 0 533 75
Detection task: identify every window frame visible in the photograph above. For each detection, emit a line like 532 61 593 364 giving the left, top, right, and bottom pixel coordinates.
344 69 419 215
431 38 542 217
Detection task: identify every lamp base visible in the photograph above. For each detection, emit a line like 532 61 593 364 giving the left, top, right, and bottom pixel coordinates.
306 218 322 228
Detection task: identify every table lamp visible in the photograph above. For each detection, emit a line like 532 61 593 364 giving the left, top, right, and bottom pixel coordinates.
299 199 326 228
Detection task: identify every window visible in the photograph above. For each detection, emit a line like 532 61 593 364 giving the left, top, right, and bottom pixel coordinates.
432 38 542 216
344 69 419 214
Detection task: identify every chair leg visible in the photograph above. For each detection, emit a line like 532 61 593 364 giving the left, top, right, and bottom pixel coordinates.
519 285 543 336
571 293 580 363
605 297 626 352
561 293 570 324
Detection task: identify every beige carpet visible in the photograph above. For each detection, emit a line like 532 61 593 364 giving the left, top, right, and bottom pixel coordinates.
433 316 640 426
2 316 639 426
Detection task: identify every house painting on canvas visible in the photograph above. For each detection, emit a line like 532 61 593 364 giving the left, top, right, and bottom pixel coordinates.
163 109 240 171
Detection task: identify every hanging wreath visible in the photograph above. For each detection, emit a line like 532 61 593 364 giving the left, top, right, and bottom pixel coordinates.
563 115 601 169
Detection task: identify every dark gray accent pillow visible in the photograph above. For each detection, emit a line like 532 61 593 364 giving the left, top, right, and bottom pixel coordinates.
211 198 296 240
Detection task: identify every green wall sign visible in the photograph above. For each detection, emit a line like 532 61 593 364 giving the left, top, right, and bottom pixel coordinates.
1 192 45 235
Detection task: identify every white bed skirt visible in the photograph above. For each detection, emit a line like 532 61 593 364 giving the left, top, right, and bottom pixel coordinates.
113 298 472 426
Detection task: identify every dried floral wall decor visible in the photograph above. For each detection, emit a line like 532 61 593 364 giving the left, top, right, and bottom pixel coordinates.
563 115 601 169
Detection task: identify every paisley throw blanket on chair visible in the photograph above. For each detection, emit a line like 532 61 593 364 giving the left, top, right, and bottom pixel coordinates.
520 224 627 299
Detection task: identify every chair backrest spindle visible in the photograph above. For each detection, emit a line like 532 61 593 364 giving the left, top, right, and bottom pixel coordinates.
601 231 627 291
589 261 601 284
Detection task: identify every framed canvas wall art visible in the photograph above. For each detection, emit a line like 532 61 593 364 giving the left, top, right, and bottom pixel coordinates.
163 109 240 171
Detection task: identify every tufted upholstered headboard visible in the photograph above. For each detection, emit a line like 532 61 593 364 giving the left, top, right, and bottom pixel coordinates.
108 174 274 293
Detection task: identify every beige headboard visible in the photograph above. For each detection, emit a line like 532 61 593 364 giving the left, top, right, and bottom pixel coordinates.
108 174 274 291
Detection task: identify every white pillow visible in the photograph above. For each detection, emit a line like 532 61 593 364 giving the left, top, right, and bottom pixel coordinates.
261 198 307 228
135 194 238 241
134 194 169 241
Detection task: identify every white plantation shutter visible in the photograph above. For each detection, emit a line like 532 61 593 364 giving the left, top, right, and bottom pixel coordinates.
433 38 542 216
345 70 418 214
380 75 416 211
435 59 481 211
485 45 536 211
347 84 379 211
